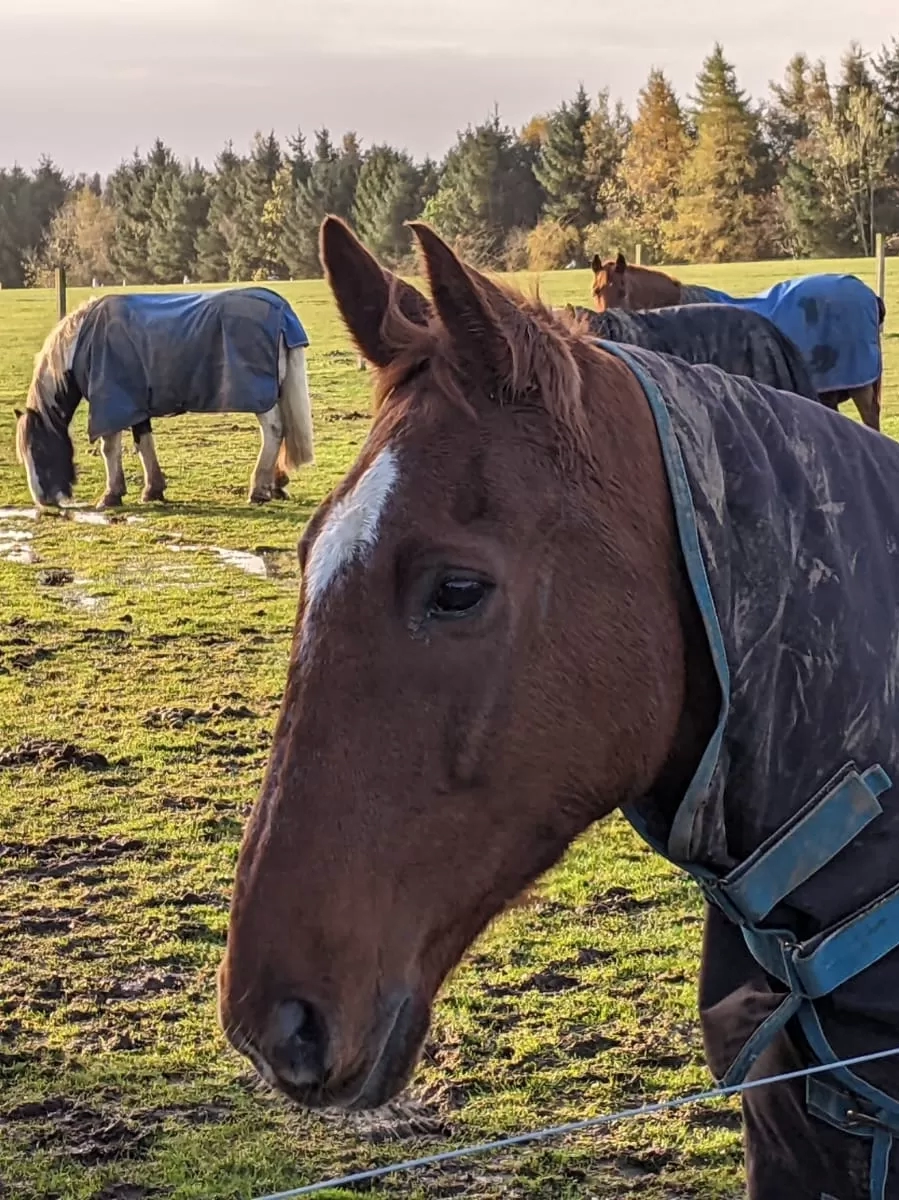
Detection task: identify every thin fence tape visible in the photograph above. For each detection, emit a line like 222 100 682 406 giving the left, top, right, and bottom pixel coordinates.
253 1045 899 1199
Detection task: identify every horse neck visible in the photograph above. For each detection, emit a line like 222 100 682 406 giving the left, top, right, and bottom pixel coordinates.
578 341 718 826
627 267 681 309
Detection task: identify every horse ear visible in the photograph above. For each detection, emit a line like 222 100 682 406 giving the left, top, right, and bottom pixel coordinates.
13 407 23 419
591 254 602 274
407 221 513 386
319 216 429 366
614 252 627 274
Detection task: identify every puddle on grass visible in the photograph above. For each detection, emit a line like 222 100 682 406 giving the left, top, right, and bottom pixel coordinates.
0 530 38 565
166 539 295 580
0 505 295 584
0 506 144 527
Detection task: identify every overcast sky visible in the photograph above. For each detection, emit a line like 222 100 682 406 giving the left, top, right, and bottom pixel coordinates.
2 0 896 176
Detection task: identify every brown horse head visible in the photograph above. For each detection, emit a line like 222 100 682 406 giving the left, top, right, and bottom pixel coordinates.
591 251 629 310
218 217 714 1111
591 254 684 312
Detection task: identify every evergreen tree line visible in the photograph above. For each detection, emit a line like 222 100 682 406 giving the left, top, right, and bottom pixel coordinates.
2 39 898 289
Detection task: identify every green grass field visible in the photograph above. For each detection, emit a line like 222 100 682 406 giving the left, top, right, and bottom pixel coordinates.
1 258 896 1200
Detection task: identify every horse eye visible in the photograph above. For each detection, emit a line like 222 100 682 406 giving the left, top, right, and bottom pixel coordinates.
427 576 490 620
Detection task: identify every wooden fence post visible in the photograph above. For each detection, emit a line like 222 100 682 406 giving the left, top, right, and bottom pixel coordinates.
634 243 643 266
875 232 886 302
55 266 67 320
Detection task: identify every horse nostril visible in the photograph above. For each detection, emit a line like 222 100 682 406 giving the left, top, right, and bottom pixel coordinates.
265 999 328 1089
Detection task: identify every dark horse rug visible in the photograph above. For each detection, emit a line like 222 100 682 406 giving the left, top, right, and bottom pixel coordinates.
575 303 819 401
678 274 883 396
596 340 899 1200
70 288 309 441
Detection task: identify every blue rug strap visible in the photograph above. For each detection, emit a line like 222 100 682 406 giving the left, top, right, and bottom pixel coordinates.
805 1039 899 1200
711 763 890 926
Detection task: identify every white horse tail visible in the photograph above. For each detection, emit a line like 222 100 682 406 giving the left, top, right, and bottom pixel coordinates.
27 295 101 417
277 342 315 473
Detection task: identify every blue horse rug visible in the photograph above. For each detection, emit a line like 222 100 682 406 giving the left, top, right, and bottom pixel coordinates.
577 303 819 401
679 274 883 395
598 340 899 1199
70 288 309 442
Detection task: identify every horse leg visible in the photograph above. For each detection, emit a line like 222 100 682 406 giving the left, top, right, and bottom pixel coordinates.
97 433 126 508
858 378 883 432
133 421 167 502
249 409 284 504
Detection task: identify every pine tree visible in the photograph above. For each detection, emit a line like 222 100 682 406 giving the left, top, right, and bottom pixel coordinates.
195 144 244 282
874 37 899 122
106 141 180 282
619 69 691 261
423 112 542 265
667 45 773 261
147 170 203 282
534 86 595 226
585 88 632 222
230 131 283 279
282 129 363 278
837 41 875 113
352 145 429 265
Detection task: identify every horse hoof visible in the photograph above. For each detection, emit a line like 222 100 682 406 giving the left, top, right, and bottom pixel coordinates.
271 487 290 501
97 492 124 509
141 487 166 503
249 490 271 505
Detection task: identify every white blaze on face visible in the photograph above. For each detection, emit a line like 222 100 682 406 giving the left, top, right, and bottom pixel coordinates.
302 446 399 630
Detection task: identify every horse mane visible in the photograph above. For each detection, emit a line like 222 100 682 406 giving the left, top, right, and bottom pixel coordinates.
371 274 622 462
26 296 101 417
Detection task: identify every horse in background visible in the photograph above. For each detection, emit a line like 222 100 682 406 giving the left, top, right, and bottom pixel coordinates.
569 303 820 403
591 252 885 431
15 288 314 509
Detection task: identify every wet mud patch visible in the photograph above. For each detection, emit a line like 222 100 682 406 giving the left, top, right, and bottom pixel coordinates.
141 702 255 730
0 906 88 937
578 887 657 917
1 1095 233 1166
0 738 109 771
0 834 144 880
100 970 191 1002
91 1185 165 1200
0 643 54 672
566 1033 621 1058
1 1099 155 1164
37 567 74 587
322 408 370 422
486 968 582 997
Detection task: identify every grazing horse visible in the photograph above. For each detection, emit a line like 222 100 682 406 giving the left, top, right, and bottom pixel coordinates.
591 252 886 431
15 288 314 509
569 303 820 402
219 217 899 1200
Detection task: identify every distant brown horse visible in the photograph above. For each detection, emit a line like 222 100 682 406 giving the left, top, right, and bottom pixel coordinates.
591 252 885 431
220 218 899 1200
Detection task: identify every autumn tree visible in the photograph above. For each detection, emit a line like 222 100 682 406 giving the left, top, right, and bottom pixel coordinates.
619 69 691 260
29 187 116 286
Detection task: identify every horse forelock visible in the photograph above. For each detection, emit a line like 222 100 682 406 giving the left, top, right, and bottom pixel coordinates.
371 275 604 466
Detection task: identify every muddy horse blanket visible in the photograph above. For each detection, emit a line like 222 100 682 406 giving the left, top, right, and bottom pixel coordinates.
598 340 899 1199
576 303 819 401
679 274 883 396
70 288 309 442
